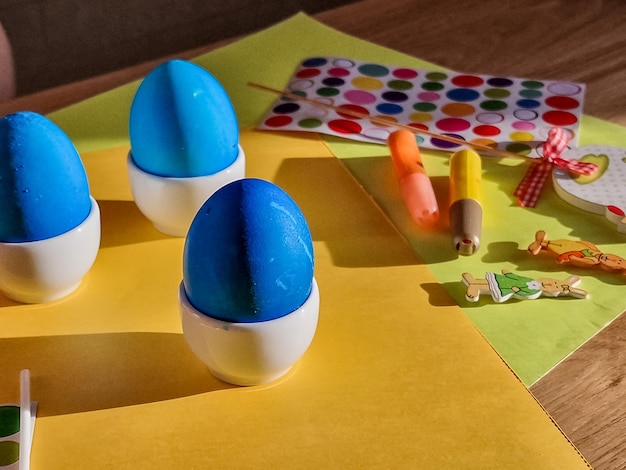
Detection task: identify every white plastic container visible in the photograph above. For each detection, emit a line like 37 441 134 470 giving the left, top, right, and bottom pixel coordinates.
0 197 101 303
179 279 319 386
127 145 245 237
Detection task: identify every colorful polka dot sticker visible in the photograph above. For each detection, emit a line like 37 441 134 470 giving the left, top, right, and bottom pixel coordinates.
259 57 585 154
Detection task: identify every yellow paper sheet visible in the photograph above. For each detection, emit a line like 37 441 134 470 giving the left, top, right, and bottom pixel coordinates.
0 130 589 468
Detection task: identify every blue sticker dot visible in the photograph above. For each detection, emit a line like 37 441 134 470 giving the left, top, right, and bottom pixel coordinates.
322 77 345 87
516 99 541 109
358 64 390 77
431 133 465 149
273 103 300 114
446 88 480 102
302 58 328 67
376 103 404 115
487 77 514 87
381 91 409 102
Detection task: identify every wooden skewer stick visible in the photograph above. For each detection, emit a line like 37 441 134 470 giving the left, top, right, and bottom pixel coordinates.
248 82 531 161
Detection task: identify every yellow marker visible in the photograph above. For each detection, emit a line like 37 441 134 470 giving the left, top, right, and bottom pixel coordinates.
449 149 482 256
387 130 439 227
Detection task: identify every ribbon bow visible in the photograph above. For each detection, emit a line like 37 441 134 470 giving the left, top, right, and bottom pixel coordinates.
514 127 598 207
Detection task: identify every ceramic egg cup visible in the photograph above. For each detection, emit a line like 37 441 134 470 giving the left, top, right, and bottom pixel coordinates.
179 279 319 386
0 197 101 304
127 146 245 237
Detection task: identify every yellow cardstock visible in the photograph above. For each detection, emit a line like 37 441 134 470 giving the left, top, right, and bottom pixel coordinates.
0 131 588 468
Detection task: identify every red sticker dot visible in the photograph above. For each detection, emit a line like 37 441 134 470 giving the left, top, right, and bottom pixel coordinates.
451 75 484 87
328 119 362 134
265 115 293 128
328 67 350 77
545 96 580 110
408 123 429 132
393 68 418 79
337 104 370 119
296 68 321 79
473 125 501 137
542 110 578 126
417 91 440 102
435 117 471 132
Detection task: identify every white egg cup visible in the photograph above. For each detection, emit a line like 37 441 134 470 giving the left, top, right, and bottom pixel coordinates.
179 279 320 386
127 146 245 237
0 196 101 303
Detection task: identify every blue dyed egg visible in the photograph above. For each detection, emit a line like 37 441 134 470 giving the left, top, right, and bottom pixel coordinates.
0 112 91 243
129 59 239 178
183 178 314 323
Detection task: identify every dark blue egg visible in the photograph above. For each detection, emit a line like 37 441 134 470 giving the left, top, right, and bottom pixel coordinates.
129 59 239 178
0 112 91 243
183 178 314 323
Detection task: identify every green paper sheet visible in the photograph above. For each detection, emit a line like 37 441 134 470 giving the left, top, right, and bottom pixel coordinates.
49 13 626 385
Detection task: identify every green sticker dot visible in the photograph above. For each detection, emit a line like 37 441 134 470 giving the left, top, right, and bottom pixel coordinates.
0 441 20 466
285 90 306 100
387 80 413 91
0 406 20 437
298 118 323 129
480 100 507 111
413 102 437 112
521 80 544 89
425 72 447 81
316 87 339 97
519 89 542 99
484 88 510 99
422 82 444 91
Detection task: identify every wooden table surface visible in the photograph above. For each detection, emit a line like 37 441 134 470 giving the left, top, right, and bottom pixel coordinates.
1 1 624 468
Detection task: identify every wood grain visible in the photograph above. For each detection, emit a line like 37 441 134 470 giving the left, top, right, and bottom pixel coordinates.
530 316 626 470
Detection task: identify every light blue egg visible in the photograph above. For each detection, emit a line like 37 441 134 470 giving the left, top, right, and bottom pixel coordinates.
0 112 91 243
129 59 239 178
183 178 314 323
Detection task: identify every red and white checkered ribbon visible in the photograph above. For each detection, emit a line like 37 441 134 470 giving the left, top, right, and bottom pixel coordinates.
514 127 598 207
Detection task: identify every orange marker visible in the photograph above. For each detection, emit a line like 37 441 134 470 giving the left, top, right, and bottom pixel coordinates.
387 130 439 227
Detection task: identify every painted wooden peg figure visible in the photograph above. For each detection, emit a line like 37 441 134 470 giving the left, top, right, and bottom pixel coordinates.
528 230 626 274
461 270 588 303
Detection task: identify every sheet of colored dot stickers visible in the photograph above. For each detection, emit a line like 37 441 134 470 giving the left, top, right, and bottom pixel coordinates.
258 56 585 157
